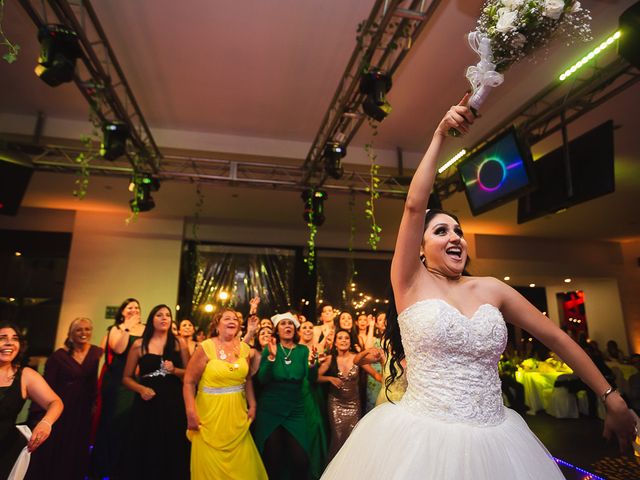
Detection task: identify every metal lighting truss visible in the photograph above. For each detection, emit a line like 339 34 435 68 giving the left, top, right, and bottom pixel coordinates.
10 139 409 197
434 56 640 200
17 0 161 172
301 0 443 187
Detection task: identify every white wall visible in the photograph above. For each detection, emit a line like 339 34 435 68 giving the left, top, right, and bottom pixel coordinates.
55 211 184 347
545 278 628 354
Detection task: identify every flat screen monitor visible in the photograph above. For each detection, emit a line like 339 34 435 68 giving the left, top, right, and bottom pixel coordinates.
517 120 615 224
457 127 534 216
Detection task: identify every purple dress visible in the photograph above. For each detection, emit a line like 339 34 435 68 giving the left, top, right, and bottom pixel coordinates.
26 345 102 480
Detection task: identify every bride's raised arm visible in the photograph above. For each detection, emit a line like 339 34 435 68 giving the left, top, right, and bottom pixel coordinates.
390 94 474 301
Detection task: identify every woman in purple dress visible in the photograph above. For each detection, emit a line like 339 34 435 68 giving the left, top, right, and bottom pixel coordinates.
26 317 102 480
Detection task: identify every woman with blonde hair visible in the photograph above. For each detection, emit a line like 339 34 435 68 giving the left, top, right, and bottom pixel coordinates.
184 308 266 479
26 317 102 480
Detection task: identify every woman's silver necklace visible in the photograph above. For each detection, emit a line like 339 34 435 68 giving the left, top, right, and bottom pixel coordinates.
217 340 240 370
280 344 295 365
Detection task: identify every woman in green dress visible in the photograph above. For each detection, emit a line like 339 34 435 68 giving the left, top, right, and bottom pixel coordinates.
253 312 319 480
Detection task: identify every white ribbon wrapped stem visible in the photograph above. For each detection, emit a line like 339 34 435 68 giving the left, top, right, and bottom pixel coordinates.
465 31 504 112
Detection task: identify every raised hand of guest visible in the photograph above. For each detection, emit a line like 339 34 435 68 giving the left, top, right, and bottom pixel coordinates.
249 296 261 315
267 337 277 360
246 315 259 335
308 346 319 366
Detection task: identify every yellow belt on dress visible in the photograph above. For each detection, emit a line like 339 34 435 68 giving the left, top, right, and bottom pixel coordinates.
202 383 245 395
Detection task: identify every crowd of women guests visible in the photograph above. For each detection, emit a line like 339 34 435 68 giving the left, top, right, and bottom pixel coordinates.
1 297 393 480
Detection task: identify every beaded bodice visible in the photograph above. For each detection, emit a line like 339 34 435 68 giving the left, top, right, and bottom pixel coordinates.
398 299 507 426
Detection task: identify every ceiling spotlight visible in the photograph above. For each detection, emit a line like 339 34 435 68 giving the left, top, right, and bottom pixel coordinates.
101 122 130 161
564 278 572 283
360 70 392 122
503 276 510 281
35 24 81 87
323 141 346 179
129 174 159 213
302 189 327 227
529 283 536 288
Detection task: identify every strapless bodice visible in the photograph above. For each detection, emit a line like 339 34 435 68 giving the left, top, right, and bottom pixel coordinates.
398 299 508 426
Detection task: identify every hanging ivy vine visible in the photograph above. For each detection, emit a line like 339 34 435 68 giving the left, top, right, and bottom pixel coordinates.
343 191 358 304
191 178 205 243
303 191 318 275
73 97 102 199
125 155 144 224
364 120 382 250
0 0 20 63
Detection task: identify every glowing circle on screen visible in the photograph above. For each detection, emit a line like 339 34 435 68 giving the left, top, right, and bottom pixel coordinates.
476 158 507 192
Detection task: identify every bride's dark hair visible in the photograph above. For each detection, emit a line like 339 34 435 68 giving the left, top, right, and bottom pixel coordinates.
382 209 470 401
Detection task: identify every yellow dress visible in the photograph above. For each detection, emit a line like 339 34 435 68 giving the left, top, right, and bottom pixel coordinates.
187 339 267 480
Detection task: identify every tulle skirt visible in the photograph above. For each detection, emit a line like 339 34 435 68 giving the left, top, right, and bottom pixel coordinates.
321 402 564 479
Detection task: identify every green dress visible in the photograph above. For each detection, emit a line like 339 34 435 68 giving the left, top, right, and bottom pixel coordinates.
302 376 328 479
253 344 318 461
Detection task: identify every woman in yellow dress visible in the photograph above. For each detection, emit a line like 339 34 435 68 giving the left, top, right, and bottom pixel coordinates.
183 308 267 480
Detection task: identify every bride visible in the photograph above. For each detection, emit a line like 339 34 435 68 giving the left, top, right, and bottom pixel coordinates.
321 95 636 479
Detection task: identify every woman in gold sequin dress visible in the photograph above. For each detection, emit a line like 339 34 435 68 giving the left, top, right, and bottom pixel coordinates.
318 329 367 460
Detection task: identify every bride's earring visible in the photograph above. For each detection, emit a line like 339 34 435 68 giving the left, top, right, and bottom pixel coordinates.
419 254 426 264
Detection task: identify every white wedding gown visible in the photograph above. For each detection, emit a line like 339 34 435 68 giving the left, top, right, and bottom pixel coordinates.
321 299 565 479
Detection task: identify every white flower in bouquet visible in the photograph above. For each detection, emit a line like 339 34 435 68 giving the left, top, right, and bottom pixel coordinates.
502 0 525 9
543 0 565 20
456 0 591 118
496 8 519 33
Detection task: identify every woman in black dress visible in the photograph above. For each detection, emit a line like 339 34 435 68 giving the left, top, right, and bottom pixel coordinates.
120 305 190 479
26 317 102 480
0 322 63 479
91 298 145 478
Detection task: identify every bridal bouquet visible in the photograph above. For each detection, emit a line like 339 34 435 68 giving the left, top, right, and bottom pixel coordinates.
453 0 591 133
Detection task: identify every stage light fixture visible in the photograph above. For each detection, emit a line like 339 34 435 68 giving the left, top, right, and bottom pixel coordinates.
302 189 327 227
129 174 159 213
35 24 81 87
323 141 346 179
360 70 392 122
100 122 130 161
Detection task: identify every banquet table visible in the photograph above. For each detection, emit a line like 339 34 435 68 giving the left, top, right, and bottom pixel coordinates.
605 361 639 396
515 361 574 415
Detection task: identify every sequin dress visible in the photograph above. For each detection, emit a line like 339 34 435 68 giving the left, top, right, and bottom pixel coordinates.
321 299 565 479
327 362 361 460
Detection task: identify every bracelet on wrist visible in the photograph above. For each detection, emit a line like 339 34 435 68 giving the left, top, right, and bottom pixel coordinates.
601 386 618 404
40 419 52 429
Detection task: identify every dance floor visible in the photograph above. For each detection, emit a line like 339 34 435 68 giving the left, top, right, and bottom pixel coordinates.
525 412 640 480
